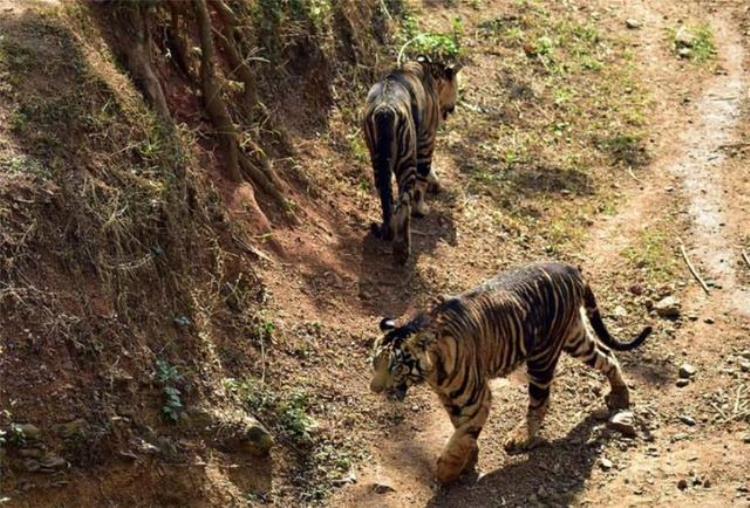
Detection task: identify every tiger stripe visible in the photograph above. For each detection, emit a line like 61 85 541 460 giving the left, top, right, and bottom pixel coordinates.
363 57 461 264
369 262 652 484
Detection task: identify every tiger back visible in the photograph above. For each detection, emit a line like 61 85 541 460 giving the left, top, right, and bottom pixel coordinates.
362 57 461 264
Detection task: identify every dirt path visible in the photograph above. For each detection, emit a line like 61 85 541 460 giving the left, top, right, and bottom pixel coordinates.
333 2 749 507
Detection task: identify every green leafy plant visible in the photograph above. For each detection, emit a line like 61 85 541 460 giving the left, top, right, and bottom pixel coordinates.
156 360 184 423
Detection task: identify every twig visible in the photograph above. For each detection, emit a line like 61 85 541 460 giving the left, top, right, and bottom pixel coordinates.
627 167 642 183
741 250 750 269
411 228 431 236
397 34 424 66
679 243 710 294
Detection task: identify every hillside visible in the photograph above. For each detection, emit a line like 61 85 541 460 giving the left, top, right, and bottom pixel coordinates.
1 0 749 506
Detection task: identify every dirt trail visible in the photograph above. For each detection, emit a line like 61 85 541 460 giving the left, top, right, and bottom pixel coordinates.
334 2 749 507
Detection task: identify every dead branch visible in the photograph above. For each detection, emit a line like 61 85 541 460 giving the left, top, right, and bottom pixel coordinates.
679 243 710 294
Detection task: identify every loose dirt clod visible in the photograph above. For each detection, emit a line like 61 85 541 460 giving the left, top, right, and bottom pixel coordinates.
608 411 638 437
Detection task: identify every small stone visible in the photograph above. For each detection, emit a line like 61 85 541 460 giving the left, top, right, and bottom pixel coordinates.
678 48 692 59
592 407 610 420
629 284 644 296
23 459 41 473
39 453 67 471
676 379 690 388
14 424 42 441
740 350 750 360
655 296 681 318
240 417 274 456
704 317 715 324
679 363 697 379
677 478 689 490
625 19 642 29
372 482 396 494
18 448 44 459
612 306 628 318
687 315 699 321
739 360 750 373
703 477 712 488
608 410 637 437
600 458 614 470
332 472 357 486
675 27 695 48
743 434 750 444
679 415 696 426
644 299 654 311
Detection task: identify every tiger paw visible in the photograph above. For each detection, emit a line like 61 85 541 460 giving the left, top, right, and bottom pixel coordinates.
503 426 542 454
463 444 479 473
605 386 630 410
436 453 468 485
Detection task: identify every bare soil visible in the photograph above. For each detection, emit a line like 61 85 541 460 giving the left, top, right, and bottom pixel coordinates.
0 0 748 506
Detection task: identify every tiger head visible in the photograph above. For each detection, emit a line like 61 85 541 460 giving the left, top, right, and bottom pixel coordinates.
417 55 463 121
369 316 434 400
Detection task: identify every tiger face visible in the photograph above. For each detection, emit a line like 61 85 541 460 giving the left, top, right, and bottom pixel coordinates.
369 318 431 400
434 64 462 121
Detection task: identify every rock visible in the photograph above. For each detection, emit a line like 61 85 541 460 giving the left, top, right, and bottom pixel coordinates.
687 315 699 321
679 415 696 426
675 27 695 48
39 453 67 471
644 299 654 311
612 306 628 318
625 19 642 29
677 478 689 490
239 417 274 456
54 419 88 439
23 459 41 473
739 360 750 373
678 363 697 379
592 407 610 420
372 482 396 494
629 284 644 296
655 296 680 318
743 434 750 444
600 458 614 470
740 350 750 360
608 411 637 437
676 379 690 388
18 448 44 459
14 424 42 442
704 317 715 324
332 472 357 486
678 48 692 59
703 477 712 488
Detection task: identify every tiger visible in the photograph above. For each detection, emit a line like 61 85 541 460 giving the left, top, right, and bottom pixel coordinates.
369 262 652 484
362 55 462 264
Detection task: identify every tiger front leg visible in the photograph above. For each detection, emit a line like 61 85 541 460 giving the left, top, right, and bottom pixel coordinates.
504 363 554 453
436 386 490 484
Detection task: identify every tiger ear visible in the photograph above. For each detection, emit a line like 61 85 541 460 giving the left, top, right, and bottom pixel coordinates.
379 317 397 332
445 63 463 79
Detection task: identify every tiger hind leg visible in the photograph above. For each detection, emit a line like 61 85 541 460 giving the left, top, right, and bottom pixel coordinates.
564 317 630 410
503 357 556 453
412 178 430 217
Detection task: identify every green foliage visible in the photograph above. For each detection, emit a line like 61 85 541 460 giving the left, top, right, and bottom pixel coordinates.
156 360 184 423
396 11 465 62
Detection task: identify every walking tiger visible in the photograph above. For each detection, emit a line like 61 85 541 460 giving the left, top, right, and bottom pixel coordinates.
369 262 652 484
363 56 461 264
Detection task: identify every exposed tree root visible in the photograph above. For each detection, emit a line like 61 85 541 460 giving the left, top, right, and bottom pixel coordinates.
117 4 172 123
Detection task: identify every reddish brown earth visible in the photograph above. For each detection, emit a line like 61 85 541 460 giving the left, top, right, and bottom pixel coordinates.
0 0 748 506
